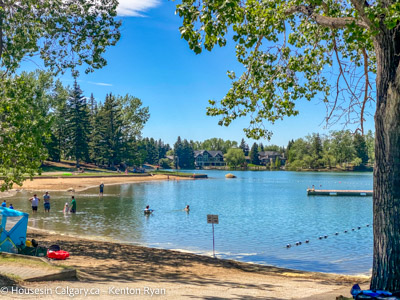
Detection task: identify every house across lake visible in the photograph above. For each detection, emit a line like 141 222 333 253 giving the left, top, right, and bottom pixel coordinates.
194 150 225 168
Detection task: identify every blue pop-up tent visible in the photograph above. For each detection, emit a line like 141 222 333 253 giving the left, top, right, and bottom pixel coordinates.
0 207 29 253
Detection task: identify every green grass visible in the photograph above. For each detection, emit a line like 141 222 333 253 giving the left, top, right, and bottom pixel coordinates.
0 256 56 270
40 165 75 172
153 170 200 177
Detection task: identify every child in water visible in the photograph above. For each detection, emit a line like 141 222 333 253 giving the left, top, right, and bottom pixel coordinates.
63 203 69 214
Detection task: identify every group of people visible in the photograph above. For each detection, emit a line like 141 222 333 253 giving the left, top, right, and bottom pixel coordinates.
1 200 13 210
4 182 189 216
27 192 76 214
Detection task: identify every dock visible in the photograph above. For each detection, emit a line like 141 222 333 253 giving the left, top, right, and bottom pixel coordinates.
307 189 373 196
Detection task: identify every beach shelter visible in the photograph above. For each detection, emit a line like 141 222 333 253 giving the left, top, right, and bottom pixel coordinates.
0 207 29 253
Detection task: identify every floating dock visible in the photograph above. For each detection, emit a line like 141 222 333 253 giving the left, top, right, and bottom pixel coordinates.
307 189 373 196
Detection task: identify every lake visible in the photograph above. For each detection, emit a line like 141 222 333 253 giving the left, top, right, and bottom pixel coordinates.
9 170 373 275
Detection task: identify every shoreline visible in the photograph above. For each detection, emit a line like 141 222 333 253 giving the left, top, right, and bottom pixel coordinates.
0 174 191 197
20 229 369 299
28 225 371 278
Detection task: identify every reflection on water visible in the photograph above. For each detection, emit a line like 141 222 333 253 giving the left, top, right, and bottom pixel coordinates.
10 171 373 274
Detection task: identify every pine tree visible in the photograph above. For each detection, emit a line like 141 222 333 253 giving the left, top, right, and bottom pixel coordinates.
181 139 195 169
174 136 183 169
353 133 369 165
250 143 260 165
65 80 91 167
239 138 249 156
99 93 124 168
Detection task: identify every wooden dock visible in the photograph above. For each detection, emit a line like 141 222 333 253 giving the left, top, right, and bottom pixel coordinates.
307 189 373 196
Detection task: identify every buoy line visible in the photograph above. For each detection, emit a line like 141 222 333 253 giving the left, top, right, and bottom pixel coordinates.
285 223 371 248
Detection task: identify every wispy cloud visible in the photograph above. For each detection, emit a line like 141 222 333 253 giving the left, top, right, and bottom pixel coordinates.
88 81 113 87
117 0 160 17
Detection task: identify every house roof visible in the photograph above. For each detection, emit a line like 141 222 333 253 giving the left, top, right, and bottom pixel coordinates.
194 150 224 158
259 151 281 157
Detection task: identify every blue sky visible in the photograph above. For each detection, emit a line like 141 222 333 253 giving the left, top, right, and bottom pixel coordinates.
28 0 375 147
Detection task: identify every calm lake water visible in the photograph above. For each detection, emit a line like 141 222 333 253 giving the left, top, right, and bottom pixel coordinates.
9 171 373 275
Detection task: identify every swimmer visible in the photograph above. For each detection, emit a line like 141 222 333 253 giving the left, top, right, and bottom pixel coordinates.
184 205 190 212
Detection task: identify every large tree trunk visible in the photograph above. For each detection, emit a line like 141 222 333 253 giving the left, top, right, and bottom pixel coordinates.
371 28 400 291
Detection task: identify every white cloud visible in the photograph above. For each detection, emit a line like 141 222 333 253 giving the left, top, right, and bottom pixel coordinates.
117 0 160 17
88 81 113 86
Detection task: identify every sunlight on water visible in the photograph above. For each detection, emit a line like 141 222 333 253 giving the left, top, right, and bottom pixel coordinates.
10 171 373 274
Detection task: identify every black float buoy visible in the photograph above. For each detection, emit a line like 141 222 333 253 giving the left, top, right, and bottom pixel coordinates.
305 239 309 243
344 230 348 233
324 235 328 239
352 228 355 231
366 224 370 227
335 232 339 235
319 236 323 239
286 244 291 248
358 226 361 230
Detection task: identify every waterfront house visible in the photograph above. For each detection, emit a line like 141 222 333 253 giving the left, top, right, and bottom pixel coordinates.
258 151 286 165
194 150 225 167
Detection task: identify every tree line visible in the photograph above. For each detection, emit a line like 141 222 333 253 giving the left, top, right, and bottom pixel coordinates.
12 71 152 171
169 132 375 170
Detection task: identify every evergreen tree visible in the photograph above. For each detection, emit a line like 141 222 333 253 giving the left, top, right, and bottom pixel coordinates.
181 139 195 169
353 133 369 165
312 134 323 160
65 80 91 167
259 143 264 152
99 93 124 168
174 136 183 169
239 138 249 156
250 143 260 165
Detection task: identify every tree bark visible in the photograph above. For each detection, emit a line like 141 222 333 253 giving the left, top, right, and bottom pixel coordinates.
371 27 400 291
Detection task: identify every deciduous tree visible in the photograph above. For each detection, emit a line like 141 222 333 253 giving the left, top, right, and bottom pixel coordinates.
177 0 400 288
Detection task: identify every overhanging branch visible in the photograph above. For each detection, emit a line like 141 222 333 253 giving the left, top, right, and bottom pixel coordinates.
286 5 370 30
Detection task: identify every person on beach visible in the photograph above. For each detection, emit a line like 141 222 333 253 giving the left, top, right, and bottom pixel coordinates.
184 205 190 212
70 196 76 213
63 203 69 214
43 191 51 212
29 194 40 212
1 200 6 207
9 204 14 209
99 182 104 197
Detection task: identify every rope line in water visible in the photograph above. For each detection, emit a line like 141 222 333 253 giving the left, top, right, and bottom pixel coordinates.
285 224 371 249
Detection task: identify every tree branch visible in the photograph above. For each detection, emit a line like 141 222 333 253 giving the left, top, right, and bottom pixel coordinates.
349 0 374 29
361 47 369 135
286 5 370 30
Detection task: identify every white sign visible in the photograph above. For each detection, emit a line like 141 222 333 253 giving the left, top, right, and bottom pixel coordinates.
207 214 219 224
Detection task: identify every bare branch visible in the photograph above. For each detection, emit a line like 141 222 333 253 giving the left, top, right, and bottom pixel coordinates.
361 47 370 135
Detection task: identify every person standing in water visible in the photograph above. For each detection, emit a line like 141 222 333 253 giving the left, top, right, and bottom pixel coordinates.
43 191 51 212
29 194 40 213
70 196 77 213
184 205 190 212
99 182 104 197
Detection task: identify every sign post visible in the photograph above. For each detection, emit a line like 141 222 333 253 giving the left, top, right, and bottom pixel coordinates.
207 214 219 258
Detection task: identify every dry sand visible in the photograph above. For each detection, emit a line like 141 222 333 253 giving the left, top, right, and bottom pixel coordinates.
0 231 369 300
8 174 188 193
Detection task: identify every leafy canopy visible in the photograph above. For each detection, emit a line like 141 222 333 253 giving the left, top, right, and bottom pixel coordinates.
176 0 393 138
0 0 121 75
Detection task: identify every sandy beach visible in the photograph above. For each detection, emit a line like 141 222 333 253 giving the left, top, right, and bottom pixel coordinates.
3 230 366 300
2 174 188 194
